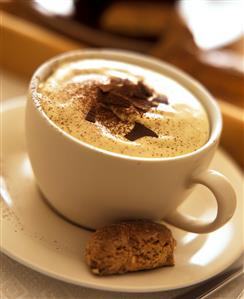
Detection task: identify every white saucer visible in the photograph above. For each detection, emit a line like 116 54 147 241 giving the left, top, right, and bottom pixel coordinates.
1 97 243 293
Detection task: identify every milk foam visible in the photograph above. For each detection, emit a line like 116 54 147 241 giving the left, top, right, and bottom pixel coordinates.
37 58 210 158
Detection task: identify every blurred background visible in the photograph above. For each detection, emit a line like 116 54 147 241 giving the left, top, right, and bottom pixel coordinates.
1 0 244 103
1 0 244 165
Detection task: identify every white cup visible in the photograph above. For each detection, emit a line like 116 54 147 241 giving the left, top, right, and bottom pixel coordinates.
26 49 236 233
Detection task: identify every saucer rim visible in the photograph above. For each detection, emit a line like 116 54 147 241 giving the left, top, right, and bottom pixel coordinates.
1 96 243 293
1 244 243 293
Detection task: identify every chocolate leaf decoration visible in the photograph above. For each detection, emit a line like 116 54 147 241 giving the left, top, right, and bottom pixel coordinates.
125 122 158 141
85 105 97 123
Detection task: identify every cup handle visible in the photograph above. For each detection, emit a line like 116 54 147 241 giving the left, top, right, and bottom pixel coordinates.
164 170 236 233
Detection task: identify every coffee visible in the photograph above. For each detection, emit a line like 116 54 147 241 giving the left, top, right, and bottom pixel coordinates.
37 58 209 158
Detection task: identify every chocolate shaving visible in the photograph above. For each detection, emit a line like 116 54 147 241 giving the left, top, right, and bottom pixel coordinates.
125 122 158 141
99 91 131 107
130 98 155 111
99 78 127 93
134 81 153 99
85 105 97 123
110 105 140 122
118 80 151 99
99 79 151 99
110 77 124 86
99 84 113 93
151 95 169 105
99 81 155 111
85 78 168 140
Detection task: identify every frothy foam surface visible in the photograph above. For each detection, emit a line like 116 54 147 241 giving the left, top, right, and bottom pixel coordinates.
37 58 210 158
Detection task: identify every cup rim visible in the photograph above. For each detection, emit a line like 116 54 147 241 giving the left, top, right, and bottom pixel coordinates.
29 48 222 162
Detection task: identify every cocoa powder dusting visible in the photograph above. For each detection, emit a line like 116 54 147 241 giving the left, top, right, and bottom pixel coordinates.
38 58 210 158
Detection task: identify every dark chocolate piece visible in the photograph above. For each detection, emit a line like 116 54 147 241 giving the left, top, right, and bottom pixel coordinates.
112 81 135 98
86 78 167 140
131 98 157 111
110 105 140 121
85 105 97 123
151 95 169 105
99 79 149 99
125 122 158 141
99 78 127 93
99 84 113 93
98 78 165 112
100 92 131 107
134 81 153 98
110 77 124 85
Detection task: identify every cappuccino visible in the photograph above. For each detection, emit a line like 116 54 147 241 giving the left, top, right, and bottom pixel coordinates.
37 58 209 158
